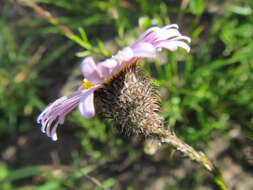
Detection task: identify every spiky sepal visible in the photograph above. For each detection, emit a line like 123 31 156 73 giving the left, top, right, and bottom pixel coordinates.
95 64 165 136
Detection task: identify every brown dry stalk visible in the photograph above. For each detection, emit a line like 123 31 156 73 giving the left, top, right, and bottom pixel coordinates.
40 165 106 189
15 45 46 83
16 0 74 38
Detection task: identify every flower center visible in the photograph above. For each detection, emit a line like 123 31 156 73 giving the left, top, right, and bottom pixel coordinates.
82 79 95 89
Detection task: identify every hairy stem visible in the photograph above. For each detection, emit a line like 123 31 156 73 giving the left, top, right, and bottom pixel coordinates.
158 130 229 190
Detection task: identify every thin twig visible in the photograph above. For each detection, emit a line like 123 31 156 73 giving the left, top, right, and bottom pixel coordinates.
40 164 105 189
177 0 189 24
15 45 46 83
15 0 74 38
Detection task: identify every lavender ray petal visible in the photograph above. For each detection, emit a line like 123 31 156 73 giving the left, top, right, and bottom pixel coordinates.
163 24 179 30
97 58 118 78
136 26 160 42
37 89 84 140
132 42 156 58
155 41 191 52
80 57 103 84
78 85 100 119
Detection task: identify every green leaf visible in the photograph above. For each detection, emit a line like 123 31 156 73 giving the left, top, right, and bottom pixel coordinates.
228 5 252 15
101 178 116 188
76 50 91 57
138 16 151 29
97 40 110 56
69 34 92 49
78 27 89 43
37 181 61 190
0 163 9 180
189 0 205 15
5 166 42 182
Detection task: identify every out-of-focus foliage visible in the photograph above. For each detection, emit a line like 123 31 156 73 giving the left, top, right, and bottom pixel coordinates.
156 3 253 144
0 5 43 135
0 0 252 189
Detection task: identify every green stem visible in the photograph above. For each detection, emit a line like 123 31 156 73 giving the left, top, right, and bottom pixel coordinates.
159 131 229 190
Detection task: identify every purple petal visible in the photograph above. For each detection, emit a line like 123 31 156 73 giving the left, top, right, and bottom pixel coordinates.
162 24 179 30
138 29 161 43
143 28 181 44
132 42 156 58
155 41 191 52
110 47 135 74
114 47 134 62
78 85 100 119
134 24 191 55
80 57 103 84
155 28 181 41
97 58 118 78
136 26 181 44
37 90 84 141
172 36 191 43
136 26 160 42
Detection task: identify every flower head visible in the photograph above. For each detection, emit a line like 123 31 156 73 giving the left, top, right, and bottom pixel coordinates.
37 24 190 140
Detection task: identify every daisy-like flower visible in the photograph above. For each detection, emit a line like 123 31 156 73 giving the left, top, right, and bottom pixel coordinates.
37 24 191 141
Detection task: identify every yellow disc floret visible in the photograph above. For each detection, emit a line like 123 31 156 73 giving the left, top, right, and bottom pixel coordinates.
82 79 95 89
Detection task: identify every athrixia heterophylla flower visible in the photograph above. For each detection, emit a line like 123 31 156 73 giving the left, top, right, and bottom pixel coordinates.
37 24 191 141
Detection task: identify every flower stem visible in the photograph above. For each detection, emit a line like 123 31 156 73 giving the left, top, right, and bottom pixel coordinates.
159 131 229 190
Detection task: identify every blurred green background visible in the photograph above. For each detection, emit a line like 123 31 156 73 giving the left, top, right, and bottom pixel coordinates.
0 0 252 189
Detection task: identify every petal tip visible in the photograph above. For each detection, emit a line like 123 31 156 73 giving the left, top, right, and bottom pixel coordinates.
83 112 95 119
52 133 58 141
165 24 179 29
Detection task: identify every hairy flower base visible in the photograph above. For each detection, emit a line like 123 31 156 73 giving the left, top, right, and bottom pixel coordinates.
94 64 166 136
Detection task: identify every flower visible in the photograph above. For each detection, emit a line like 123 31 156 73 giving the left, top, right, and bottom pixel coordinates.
37 24 191 141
